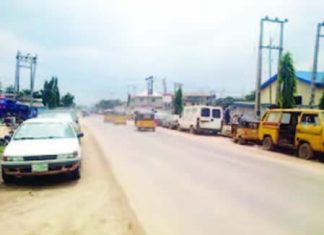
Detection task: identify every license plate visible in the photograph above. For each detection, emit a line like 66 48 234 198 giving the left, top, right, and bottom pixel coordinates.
32 163 49 172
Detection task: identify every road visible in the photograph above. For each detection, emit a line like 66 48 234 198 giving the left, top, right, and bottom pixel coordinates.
84 115 324 235
0 125 144 235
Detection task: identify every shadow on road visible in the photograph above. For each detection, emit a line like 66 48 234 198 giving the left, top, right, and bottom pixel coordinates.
0 174 78 190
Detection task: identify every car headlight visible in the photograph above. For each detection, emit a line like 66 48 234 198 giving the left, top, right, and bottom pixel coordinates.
2 156 23 162
57 151 78 160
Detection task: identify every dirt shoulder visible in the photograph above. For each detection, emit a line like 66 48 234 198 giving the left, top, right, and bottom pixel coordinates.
0 125 145 235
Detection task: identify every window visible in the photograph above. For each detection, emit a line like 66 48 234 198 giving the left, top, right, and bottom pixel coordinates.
14 123 76 140
281 113 291 124
265 112 281 123
201 108 210 117
212 109 221 118
301 114 320 125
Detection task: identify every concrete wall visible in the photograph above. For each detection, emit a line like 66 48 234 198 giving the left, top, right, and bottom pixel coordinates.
260 80 324 106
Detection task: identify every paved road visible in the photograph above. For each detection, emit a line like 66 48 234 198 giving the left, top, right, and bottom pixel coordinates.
0 125 144 235
84 115 324 235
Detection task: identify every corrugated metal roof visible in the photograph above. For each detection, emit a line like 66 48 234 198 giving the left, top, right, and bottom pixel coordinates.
261 71 324 90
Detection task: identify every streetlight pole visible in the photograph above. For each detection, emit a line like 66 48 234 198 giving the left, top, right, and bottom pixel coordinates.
309 22 324 108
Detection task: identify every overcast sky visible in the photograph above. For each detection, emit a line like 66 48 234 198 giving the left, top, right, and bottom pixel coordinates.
0 0 323 104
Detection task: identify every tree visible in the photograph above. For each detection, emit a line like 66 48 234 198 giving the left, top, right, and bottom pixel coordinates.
278 52 297 108
5 85 15 94
41 77 60 109
245 91 255 101
319 92 324 109
61 93 75 107
174 88 183 115
95 99 122 109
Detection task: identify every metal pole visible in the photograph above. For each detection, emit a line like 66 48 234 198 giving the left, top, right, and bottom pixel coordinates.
275 22 285 104
30 56 37 107
269 37 273 104
255 19 264 118
310 23 322 107
14 51 20 94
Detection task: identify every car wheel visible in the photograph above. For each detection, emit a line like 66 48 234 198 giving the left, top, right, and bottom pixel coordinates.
298 143 313 160
70 167 80 180
2 170 15 184
238 137 246 145
189 126 195 134
262 136 274 151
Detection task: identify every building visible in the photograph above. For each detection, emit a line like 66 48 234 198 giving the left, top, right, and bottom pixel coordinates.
260 71 324 106
183 92 215 106
129 91 164 111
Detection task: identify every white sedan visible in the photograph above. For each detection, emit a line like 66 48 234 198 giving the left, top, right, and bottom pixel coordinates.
1 118 83 183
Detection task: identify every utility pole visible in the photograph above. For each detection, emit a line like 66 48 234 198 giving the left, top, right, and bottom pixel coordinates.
269 37 273 104
255 16 288 118
145 76 154 95
14 51 37 106
309 22 324 108
162 78 167 95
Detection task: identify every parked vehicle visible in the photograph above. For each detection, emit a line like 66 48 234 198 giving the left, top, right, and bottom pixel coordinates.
155 112 169 126
259 109 324 159
161 114 179 129
178 105 223 134
135 112 156 131
1 118 83 183
233 121 259 145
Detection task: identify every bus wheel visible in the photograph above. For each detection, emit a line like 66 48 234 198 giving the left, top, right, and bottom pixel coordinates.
298 143 313 160
262 136 274 151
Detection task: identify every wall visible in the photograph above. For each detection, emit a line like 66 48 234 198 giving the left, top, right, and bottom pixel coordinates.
260 80 324 107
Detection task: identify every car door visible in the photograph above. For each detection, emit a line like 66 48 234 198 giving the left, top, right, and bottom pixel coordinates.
296 113 323 151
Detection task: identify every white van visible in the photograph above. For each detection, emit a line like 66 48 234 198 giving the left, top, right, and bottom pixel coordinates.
178 105 223 134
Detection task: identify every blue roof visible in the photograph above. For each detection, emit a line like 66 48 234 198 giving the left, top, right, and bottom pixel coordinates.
261 71 324 90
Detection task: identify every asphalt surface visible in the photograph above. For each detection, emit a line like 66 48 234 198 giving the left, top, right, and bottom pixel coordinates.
84 115 324 235
0 125 144 235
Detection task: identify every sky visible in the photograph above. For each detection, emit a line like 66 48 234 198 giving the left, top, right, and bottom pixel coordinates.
0 0 323 105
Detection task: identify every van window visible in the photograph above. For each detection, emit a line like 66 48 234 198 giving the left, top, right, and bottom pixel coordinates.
212 109 221 118
265 112 281 123
301 114 320 125
281 113 291 124
201 108 210 117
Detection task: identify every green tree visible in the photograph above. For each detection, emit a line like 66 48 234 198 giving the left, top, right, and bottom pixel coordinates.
319 92 324 109
41 77 60 109
278 52 297 108
245 91 255 101
61 93 75 107
174 88 183 115
5 85 15 94
95 99 122 109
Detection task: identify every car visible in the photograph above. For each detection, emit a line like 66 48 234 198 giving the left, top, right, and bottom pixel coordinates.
1 118 83 183
161 114 180 129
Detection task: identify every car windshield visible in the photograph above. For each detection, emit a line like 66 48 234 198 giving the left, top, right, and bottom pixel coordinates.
38 112 73 122
13 122 76 140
